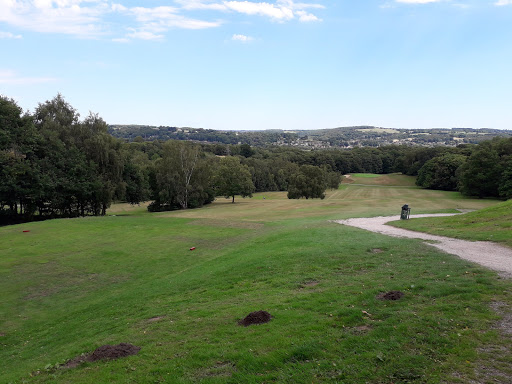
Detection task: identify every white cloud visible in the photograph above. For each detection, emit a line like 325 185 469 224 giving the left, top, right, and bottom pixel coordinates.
0 0 324 41
126 28 164 41
495 0 512 5
223 1 294 20
175 0 323 22
296 10 320 22
395 0 442 3
116 5 222 39
231 33 253 41
0 30 22 38
0 69 56 85
176 0 227 11
0 0 107 37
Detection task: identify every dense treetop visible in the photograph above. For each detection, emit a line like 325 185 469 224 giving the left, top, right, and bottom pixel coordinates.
1 94 510 225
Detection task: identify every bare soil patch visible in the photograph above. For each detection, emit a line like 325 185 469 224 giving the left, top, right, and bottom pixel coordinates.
377 290 404 301
239 311 272 326
351 325 372 334
299 279 320 288
197 361 236 378
490 301 512 336
146 316 165 323
65 343 140 368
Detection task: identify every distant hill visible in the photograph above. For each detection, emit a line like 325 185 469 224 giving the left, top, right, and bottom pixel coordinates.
108 125 512 148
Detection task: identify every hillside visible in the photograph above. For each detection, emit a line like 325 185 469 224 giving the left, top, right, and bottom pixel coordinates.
2 186 510 383
109 125 512 148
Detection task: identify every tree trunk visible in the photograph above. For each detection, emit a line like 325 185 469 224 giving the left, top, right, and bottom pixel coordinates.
232 195 235 203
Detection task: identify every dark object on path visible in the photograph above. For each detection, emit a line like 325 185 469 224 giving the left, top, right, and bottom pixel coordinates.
65 343 140 368
239 310 272 326
400 204 411 220
377 291 404 301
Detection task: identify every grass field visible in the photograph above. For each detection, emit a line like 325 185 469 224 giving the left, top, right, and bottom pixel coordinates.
1 176 511 383
391 200 512 248
342 173 418 187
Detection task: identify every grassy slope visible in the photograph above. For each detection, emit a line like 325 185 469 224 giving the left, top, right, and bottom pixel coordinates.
1 177 511 384
343 173 418 187
391 200 512 248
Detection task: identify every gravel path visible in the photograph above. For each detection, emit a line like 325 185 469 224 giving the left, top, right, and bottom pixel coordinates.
335 214 512 277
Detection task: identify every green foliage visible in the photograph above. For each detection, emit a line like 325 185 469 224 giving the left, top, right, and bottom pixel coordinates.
150 141 214 211
214 156 255 203
416 153 467 191
458 138 512 199
239 143 254 158
3 92 512 226
0 95 125 223
287 165 327 199
499 161 512 200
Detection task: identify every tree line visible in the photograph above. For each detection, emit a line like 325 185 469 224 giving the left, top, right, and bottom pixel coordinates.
2 94 510 225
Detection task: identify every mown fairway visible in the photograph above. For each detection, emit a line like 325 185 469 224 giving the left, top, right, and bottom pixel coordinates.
1 175 511 383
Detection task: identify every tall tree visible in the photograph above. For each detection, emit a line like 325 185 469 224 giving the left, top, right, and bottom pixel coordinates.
416 153 467 191
458 144 501 198
0 96 39 218
287 165 327 200
214 157 255 203
150 141 214 211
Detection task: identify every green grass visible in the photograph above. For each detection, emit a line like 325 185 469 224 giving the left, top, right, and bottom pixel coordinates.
1 187 511 383
344 173 419 187
351 173 381 178
390 200 512 248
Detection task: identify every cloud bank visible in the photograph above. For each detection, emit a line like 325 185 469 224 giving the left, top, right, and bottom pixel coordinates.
0 0 324 41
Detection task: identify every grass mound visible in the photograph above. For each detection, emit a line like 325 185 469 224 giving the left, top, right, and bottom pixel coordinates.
238 311 272 326
65 343 140 368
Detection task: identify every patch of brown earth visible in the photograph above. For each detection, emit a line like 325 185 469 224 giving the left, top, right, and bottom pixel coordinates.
299 279 319 288
238 311 272 326
89 343 140 361
197 361 236 378
65 343 140 368
377 291 404 301
351 325 372 334
370 248 383 254
490 301 512 336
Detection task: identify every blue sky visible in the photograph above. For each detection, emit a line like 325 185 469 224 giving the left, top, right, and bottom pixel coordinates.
1 0 511 131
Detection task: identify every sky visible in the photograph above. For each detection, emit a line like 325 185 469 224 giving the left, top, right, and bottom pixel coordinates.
1 0 511 131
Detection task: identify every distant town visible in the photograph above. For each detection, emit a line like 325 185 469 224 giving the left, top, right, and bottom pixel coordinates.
109 125 512 149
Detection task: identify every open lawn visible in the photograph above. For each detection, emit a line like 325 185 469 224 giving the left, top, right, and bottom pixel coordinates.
342 173 418 187
1 181 511 383
390 200 512 249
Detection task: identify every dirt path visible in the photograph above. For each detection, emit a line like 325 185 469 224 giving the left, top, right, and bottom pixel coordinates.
335 214 512 278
